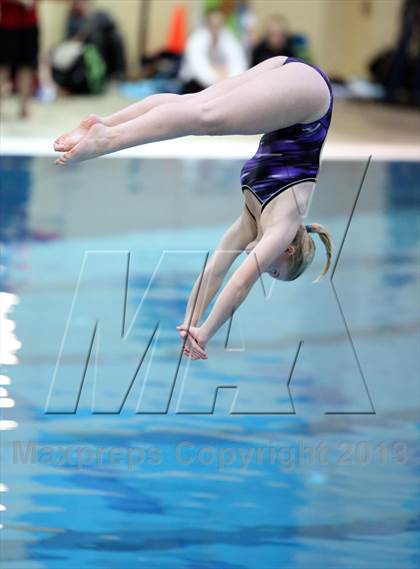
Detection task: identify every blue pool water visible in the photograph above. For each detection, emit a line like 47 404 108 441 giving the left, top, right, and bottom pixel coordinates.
0 156 419 568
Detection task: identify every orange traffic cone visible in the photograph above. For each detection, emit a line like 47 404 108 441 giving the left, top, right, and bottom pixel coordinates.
167 6 187 55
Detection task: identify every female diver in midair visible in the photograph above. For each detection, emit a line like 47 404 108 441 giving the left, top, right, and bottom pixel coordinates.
54 56 333 360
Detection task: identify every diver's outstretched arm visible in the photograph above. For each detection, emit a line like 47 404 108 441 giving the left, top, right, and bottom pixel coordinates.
179 209 256 331
181 204 300 359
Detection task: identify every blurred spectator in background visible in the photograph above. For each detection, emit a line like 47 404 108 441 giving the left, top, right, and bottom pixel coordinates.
50 0 125 95
0 0 39 117
369 0 420 105
230 0 258 60
385 0 419 105
66 0 126 79
251 15 295 67
66 0 88 38
140 5 186 83
179 7 247 93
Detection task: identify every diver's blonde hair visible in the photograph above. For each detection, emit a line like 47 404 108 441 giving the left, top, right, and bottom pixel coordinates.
286 223 333 282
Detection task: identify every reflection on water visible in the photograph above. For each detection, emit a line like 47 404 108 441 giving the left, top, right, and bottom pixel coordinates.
0 293 21 366
0 157 419 569
0 292 20 539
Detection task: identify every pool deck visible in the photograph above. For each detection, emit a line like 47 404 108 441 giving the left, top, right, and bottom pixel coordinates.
1 89 419 161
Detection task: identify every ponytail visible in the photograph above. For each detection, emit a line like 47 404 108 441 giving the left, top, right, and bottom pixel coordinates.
305 223 333 282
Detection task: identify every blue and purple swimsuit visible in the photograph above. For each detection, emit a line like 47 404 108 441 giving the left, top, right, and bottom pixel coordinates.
241 56 333 214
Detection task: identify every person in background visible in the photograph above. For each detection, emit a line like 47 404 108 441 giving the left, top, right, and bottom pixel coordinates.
66 0 126 79
179 7 247 94
385 0 420 105
0 0 39 117
232 0 258 60
66 0 89 38
251 15 295 67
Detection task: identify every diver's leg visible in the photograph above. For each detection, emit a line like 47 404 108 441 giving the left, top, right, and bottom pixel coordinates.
54 57 286 151
56 62 329 164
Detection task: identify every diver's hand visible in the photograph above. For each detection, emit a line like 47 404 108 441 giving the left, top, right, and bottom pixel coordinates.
177 325 208 360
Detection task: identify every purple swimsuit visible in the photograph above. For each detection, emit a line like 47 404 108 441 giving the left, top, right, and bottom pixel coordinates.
241 57 333 214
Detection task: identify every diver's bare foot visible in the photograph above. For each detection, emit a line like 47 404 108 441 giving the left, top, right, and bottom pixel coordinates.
54 114 102 152
55 123 114 165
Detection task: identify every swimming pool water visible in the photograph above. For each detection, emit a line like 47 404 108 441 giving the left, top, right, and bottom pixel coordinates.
0 156 419 568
